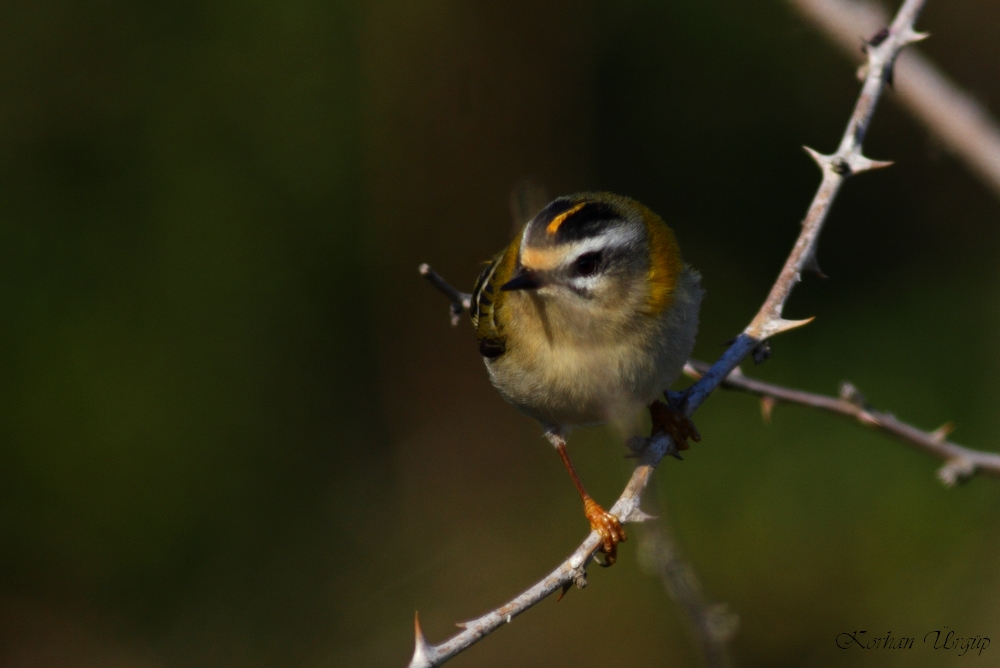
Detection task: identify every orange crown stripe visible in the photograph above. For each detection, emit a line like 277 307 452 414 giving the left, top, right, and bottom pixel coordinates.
545 202 587 236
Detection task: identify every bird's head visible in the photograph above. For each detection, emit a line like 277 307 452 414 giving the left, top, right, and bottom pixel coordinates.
501 193 683 326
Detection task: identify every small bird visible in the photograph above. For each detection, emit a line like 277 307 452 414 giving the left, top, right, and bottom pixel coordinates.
470 192 703 565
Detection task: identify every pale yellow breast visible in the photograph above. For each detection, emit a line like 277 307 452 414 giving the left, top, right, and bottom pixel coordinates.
485 266 703 430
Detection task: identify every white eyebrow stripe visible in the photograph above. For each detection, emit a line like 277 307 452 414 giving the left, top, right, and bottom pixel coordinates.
556 227 642 263
519 222 643 271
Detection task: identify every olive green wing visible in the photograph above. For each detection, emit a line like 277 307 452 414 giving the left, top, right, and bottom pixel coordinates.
469 250 509 359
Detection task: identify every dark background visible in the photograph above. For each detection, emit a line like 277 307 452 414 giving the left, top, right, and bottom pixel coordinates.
1 1 999 666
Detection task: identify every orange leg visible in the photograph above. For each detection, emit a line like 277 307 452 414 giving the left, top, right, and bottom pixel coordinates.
649 399 701 450
547 431 627 566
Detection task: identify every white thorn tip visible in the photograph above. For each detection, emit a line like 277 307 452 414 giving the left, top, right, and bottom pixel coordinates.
410 612 434 668
901 30 930 45
857 411 879 427
803 146 833 170
418 263 430 275
930 422 955 442
622 507 658 523
760 316 815 338
848 154 894 172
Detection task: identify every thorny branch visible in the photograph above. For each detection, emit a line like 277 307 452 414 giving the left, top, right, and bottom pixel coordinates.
412 1 927 665
684 360 1000 487
788 0 1000 199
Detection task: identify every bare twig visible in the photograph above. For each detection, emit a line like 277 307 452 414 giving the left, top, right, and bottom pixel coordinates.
419 264 472 326
685 360 1000 487
411 2 926 665
637 497 738 668
788 0 1000 199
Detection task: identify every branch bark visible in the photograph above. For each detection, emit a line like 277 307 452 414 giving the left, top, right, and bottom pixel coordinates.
788 0 1000 199
418 264 471 326
683 0 926 412
411 1 927 665
684 360 1000 487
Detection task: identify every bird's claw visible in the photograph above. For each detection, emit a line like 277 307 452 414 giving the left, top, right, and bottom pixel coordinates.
583 497 626 567
649 400 701 450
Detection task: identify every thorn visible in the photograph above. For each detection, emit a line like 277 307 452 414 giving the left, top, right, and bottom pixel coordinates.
803 146 833 171
455 620 468 629
759 317 815 339
938 457 975 487
418 263 430 276
752 341 772 365
930 422 955 442
857 410 879 427
728 365 745 378
720 337 737 347
682 363 702 380
848 153 894 173
839 381 866 407
622 506 658 523
760 396 777 424
901 29 930 46
411 612 434 668
803 251 827 279
556 581 572 602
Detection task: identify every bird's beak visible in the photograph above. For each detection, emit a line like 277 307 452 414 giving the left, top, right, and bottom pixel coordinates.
500 268 541 291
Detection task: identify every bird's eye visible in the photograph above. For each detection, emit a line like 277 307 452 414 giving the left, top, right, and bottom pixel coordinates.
574 252 602 277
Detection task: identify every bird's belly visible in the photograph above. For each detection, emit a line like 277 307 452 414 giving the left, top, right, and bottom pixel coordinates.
482 264 702 431
486 340 662 429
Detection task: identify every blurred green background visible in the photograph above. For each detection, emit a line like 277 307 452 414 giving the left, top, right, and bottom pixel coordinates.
1 1 998 666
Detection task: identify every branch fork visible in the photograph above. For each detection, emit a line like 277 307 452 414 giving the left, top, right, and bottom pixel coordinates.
685 359 1000 489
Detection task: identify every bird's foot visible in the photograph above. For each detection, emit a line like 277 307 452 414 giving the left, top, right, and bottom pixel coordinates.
583 497 626 567
649 400 701 450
